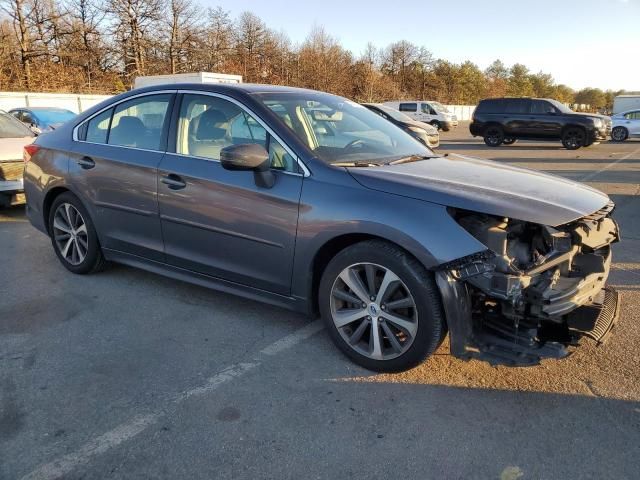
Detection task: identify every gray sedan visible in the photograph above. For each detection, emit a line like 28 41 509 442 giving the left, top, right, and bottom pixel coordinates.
23 84 620 371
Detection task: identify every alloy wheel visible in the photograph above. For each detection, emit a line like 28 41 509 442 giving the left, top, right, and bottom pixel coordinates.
330 262 418 361
611 127 627 142
484 127 503 146
563 128 585 149
52 202 88 266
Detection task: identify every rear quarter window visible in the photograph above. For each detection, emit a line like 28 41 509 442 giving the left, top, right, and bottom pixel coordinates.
399 103 417 112
84 108 112 143
475 100 505 114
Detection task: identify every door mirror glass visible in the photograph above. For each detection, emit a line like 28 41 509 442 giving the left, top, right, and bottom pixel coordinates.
220 143 269 171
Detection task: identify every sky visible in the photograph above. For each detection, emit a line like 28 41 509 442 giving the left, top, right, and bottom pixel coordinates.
205 0 640 91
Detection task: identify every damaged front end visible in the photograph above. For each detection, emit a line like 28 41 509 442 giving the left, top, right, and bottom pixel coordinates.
436 202 621 366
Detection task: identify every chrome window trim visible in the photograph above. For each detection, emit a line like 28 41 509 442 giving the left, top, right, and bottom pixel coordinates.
72 89 177 143
72 88 311 177
177 89 310 177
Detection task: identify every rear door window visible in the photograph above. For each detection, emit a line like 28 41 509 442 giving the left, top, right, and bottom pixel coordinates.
505 99 531 114
108 94 172 151
475 100 505 114
399 103 417 112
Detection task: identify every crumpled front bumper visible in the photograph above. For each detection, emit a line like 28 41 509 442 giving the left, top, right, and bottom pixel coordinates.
435 202 621 366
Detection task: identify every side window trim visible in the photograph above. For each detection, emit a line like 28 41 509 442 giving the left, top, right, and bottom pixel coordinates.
173 89 309 177
72 90 177 152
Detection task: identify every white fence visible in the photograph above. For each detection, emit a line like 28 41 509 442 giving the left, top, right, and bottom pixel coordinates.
0 91 111 113
1 91 477 121
445 105 475 121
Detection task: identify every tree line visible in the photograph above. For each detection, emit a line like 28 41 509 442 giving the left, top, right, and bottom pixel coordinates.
0 0 632 109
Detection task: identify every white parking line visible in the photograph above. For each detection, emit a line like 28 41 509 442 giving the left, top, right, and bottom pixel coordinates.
20 320 324 480
579 146 640 182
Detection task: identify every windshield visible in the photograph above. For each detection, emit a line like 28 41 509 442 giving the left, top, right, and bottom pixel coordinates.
35 109 76 125
430 102 450 114
0 111 35 138
256 92 433 164
547 99 574 114
372 104 413 122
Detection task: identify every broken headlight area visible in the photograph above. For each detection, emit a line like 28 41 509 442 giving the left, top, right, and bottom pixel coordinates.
436 204 620 366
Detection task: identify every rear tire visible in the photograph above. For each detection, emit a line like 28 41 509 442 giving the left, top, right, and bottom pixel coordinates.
318 240 446 372
611 126 628 142
562 127 586 150
48 192 106 274
483 125 504 147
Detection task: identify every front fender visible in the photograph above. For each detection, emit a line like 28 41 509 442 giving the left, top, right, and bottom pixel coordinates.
291 171 487 300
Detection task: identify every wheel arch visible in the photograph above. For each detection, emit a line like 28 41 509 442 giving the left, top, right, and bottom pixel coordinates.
42 185 92 236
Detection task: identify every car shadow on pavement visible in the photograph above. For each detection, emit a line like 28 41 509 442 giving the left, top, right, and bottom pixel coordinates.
318 379 639 478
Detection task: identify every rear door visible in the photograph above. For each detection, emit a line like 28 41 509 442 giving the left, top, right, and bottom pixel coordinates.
503 98 532 137
624 110 640 136
69 91 175 261
157 92 303 295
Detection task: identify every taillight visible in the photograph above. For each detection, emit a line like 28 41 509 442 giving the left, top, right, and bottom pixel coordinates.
24 144 40 163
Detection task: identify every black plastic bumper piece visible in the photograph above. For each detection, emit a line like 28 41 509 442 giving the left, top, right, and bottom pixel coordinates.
436 271 621 367
566 286 620 344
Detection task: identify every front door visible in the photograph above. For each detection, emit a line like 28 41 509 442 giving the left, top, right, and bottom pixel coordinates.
157 93 303 295
624 110 640 136
527 99 563 138
69 92 175 261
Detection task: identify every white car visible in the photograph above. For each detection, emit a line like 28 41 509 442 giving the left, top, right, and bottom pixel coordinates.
611 110 640 142
0 110 35 206
383 100 458 131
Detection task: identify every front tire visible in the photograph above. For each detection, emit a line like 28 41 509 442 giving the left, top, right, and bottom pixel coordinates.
430 120 442 131
562 127 586 150
611 126 628 142
48 192 106 274
483 125 504 147
318 240 446 372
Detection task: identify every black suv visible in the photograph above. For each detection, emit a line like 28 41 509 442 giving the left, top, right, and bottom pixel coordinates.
470 98 612 149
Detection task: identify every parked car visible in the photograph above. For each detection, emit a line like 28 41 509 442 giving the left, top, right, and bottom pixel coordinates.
470 97 612 150
363 103 439 148
9 107 76 134
610 110 640 141
612 95 640 115
0 110 35 206
24 84 620 372
383 100 458 131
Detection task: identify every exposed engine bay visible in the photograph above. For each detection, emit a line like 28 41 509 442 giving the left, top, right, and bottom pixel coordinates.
436 202 621 366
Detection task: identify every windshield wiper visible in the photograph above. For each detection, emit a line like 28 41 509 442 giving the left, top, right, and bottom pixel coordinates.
331 161 385 167
388 154 436 165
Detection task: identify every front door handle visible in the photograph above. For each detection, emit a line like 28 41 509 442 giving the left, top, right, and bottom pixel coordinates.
161 173 187 190
77 156 95 169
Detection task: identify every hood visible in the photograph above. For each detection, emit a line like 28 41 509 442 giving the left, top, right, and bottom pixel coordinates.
405 119 438 134
347 153 609 226
0 136 33 162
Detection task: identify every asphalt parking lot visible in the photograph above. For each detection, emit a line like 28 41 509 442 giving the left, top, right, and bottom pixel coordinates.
1 126 639 480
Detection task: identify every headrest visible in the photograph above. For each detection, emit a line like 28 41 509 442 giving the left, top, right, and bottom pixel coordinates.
196 109 227 141
117 116 145 132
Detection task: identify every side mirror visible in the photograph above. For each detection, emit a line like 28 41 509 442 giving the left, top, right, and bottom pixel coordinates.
29 124 42 134
220 143 275 188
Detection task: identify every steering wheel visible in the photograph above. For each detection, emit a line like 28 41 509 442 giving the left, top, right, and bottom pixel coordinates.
344 139 366 151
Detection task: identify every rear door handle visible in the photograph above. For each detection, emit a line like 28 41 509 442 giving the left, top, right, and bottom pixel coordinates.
161 173 187 190
77 156 95 169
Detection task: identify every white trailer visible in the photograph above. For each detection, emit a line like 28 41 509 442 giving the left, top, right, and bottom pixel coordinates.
613 95 640 114
134 72 242 89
